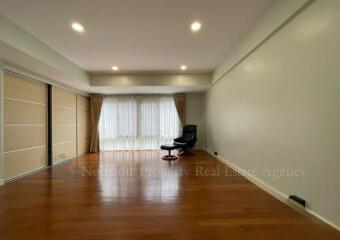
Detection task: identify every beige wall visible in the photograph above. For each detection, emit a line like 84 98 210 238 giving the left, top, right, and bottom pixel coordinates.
52 87 77 164
185 93 205 150
2 71 91 180
52 88 90 163
77 95 90 155
0 65 3 184
3 72 47 180
206 0 340 228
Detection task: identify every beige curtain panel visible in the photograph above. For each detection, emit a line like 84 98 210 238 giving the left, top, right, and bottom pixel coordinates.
89 95 103 153
173 93 185 125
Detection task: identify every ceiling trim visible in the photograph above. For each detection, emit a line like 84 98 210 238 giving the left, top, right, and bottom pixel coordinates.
90 73 211 87
2 61 89 97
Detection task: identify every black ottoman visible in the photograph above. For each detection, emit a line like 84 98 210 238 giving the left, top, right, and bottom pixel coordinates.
160 144 179 160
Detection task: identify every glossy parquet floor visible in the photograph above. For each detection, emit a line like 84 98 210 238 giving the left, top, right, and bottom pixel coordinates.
0 150 339 240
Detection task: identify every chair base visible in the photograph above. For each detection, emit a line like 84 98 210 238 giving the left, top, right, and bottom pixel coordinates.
162 155 177 161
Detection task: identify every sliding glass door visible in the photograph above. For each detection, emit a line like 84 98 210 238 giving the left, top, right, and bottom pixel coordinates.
99 95 180 150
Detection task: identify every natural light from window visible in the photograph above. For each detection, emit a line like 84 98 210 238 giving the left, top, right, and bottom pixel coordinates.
99 95 180 150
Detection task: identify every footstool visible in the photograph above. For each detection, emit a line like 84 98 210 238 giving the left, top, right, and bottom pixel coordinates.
160 144 179 160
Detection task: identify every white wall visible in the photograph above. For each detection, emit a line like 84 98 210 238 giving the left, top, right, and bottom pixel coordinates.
185 93 205 150
206 0 340 229
213 0 310 83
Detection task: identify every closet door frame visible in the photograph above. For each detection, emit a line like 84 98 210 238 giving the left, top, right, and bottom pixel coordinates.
47 84 52 167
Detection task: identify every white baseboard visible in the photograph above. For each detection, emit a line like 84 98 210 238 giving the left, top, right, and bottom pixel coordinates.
4 166 47 183
206 149 340 232
52 156 77 166
4 157 77 184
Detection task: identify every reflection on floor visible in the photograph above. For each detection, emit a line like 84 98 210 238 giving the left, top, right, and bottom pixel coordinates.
1 150 339 240
98 151 180 202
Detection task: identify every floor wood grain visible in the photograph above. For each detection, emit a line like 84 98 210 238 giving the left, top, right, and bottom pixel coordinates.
0 150 339 239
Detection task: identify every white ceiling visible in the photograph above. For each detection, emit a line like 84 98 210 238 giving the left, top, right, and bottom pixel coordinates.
0 0 273 73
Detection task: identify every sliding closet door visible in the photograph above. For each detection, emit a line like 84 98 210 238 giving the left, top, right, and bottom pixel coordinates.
3 72 47 180
77 95 90 155
52 87 77 164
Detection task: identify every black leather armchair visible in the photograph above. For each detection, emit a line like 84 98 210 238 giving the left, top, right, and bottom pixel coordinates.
174 125 197 153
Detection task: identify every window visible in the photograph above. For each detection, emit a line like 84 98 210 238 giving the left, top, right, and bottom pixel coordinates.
99 95 180 150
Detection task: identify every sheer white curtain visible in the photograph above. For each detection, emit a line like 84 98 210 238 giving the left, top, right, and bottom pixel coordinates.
99 95 180 150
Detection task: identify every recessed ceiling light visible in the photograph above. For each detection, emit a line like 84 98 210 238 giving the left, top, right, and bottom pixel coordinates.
112 66 119 71
71 22 84 33
191 21 202 32
180 65 187 71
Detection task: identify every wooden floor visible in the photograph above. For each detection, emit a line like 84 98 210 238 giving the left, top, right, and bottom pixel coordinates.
0 150 339 240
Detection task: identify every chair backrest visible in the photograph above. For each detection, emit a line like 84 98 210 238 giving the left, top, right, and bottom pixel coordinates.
182 125 197 146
